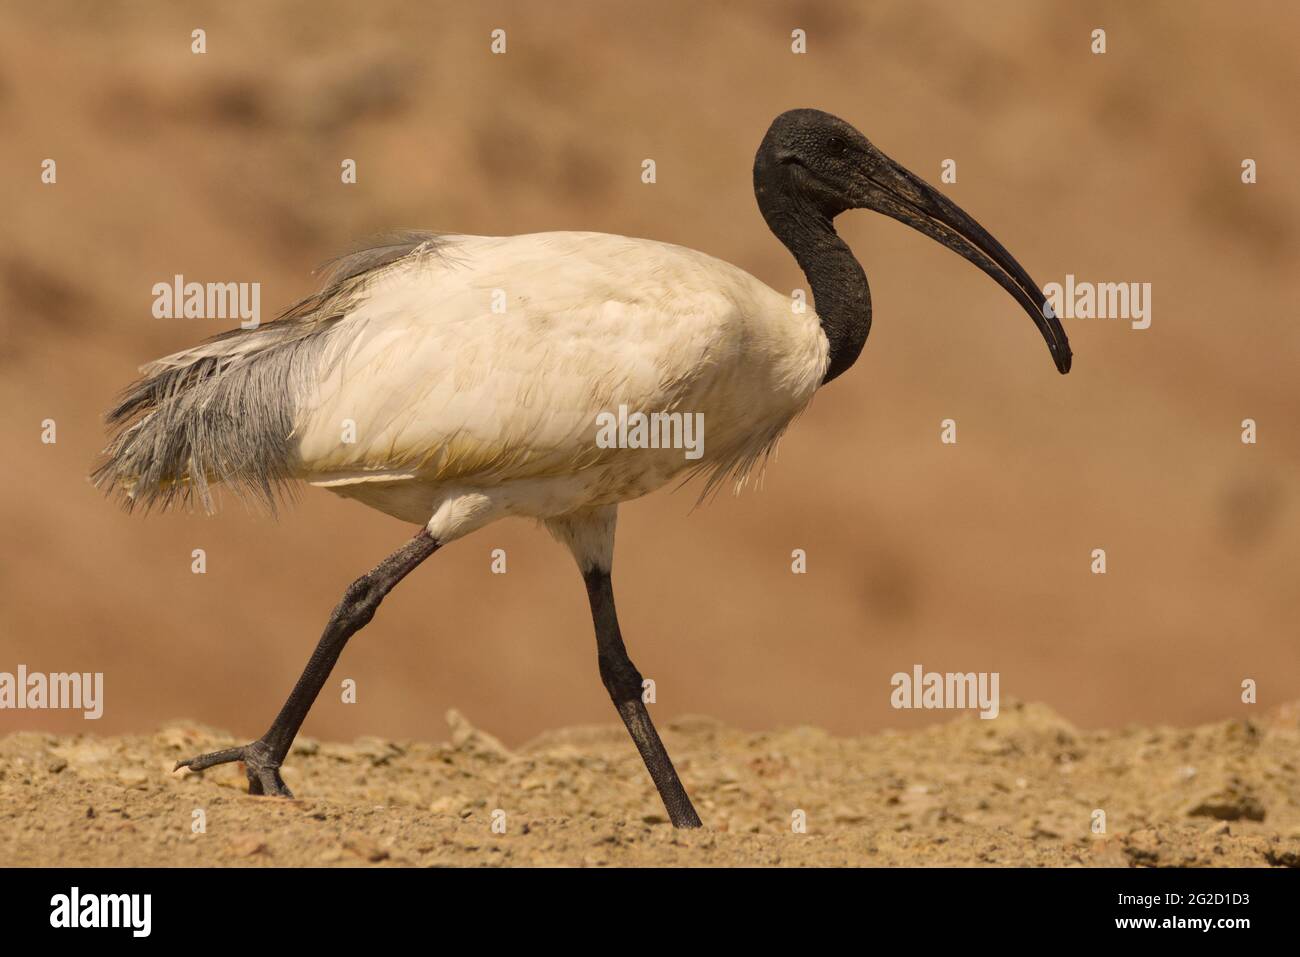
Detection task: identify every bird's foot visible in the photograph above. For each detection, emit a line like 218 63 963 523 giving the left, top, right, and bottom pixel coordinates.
174 738 293 797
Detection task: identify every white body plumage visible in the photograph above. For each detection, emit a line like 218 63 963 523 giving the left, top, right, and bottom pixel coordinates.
286 232 828 539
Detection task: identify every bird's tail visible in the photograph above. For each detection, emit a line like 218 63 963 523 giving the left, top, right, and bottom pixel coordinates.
93 229 449 513
92 320 336 514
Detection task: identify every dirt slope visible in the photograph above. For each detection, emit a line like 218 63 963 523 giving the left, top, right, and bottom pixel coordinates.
2 1 1299 753
3 701 1297 867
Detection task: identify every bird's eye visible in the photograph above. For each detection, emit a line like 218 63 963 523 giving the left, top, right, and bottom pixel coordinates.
827 135 847 155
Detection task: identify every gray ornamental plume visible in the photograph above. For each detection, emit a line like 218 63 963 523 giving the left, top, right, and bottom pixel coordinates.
92 231 451 513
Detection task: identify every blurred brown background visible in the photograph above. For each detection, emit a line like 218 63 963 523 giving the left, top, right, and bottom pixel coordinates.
2 1 1296 746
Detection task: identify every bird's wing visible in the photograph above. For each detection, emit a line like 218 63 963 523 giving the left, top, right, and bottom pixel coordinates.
291 231 821 493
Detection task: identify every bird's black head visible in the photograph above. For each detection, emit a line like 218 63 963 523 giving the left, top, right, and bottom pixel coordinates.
754 108 1072 375
754 108 880 219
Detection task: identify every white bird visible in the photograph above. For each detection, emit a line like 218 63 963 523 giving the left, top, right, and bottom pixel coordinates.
95 109 1071 828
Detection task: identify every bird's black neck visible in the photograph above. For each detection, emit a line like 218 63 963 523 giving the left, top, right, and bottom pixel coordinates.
754 173 871 384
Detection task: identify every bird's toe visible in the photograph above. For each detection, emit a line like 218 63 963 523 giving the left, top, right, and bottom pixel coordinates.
174 740 293 797
174 745 247 773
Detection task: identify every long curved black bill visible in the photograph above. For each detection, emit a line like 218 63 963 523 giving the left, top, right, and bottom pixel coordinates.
858 152 1072 374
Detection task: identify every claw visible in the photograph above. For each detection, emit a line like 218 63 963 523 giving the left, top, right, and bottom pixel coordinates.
173 740 293 797
174 745 246 773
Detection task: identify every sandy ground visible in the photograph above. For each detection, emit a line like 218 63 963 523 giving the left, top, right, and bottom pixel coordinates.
3 701 1298 867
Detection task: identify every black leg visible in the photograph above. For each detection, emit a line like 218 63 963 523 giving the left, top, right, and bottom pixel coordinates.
176 528 440 795
582 568 702 828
